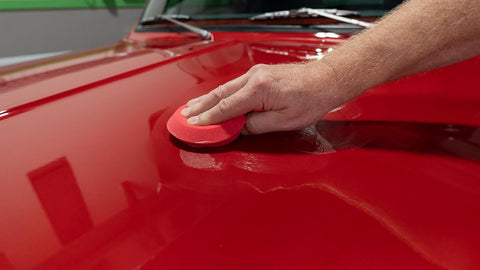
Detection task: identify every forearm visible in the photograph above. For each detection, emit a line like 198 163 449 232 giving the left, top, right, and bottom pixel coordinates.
312 0 480 101
400 37 480 78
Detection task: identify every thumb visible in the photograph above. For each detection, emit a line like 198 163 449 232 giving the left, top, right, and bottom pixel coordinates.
243 110 297 135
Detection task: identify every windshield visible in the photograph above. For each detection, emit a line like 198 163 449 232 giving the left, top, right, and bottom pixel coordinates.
142 0 403 20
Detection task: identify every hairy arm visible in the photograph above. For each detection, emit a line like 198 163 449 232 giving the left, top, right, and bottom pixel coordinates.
322 0 480 96
182 0 480 134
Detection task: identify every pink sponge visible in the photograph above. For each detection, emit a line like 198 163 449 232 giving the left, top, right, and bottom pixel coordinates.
167 104 246 147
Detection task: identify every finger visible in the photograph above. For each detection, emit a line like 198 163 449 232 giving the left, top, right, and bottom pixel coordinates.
243 110 300 134
181 74 248 117
179 93 209 115
188 90 256 125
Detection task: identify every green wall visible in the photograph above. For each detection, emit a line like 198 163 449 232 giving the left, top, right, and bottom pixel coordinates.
0 0 146 10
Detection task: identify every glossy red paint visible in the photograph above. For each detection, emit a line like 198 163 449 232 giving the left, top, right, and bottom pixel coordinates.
0 28 479 270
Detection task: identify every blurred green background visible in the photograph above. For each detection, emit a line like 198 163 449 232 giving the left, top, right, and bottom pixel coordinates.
0 0 146 10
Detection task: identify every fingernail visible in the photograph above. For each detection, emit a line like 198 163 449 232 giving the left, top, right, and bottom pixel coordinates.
180 107 190 117
187 116 198 125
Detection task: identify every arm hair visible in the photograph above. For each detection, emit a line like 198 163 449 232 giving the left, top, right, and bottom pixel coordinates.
312 0 480 100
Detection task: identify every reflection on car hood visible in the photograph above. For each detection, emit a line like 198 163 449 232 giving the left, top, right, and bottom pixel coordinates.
0 33 479 270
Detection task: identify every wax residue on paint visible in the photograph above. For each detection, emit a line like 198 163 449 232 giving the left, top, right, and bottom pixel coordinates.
179 150 224 171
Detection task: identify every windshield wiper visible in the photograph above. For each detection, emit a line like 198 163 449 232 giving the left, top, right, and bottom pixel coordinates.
140 14 212 40
250 7 375 28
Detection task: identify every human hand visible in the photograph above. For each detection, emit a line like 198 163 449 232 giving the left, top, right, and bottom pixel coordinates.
180 62 348 134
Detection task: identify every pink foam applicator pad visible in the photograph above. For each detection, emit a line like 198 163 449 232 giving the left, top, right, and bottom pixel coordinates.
167 104 246 147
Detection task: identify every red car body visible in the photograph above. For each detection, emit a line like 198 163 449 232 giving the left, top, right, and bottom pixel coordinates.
0 16 479 270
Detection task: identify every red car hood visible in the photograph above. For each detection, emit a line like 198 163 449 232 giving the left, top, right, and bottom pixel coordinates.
0 32 479 270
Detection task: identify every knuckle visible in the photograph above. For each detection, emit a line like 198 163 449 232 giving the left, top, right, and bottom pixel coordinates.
253 73 272 89
248 65 276 92
217 99 231 115
249 64 267 74
211 85 224 100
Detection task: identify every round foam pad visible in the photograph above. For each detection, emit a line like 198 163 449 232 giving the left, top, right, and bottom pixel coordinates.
167 104 246 147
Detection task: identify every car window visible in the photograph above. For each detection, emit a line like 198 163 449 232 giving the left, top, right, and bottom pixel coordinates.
154 0 404 19
139 0 404 33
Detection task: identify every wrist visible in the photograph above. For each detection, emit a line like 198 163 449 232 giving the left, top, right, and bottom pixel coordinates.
304 59 363 108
